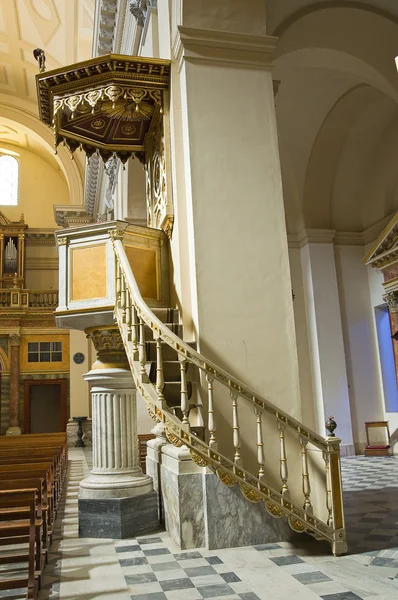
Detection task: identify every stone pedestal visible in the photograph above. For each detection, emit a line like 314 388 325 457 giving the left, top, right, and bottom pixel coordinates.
78 327 159 538
6 334 21 435
66 418 93 448
148 442 205 550
155 443 297 551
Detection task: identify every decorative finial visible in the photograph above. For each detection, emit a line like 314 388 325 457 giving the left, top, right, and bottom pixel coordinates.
33 48 46 73
325 416 337 437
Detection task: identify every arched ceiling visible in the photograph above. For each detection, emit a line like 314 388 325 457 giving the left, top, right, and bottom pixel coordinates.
0 0 95 205
271 1 398 235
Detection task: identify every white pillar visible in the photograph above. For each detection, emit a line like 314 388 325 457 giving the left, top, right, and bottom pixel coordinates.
301 234 354 453
170 25 301 418
79 329 153 499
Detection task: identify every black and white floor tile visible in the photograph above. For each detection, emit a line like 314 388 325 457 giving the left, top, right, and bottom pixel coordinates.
4 451 398 599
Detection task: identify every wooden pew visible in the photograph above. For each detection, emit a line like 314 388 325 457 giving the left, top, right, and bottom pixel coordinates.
0 489 38 599
0 433 68 598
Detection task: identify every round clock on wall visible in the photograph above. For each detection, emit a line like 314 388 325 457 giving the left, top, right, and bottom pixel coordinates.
73 352 85 365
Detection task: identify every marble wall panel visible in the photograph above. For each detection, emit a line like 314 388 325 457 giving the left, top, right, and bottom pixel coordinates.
203 473 297 549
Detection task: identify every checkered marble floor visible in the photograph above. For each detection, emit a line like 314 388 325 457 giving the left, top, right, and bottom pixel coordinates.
5 451 398 600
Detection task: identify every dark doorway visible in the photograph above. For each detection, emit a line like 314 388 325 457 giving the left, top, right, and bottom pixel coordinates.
24 379 67 433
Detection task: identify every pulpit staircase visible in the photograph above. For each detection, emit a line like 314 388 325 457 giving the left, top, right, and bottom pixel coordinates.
112 237 347 556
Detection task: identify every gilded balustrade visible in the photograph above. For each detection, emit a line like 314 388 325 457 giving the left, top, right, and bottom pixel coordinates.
112 237 347 556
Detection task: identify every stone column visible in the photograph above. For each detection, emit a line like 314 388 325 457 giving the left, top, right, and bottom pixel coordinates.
78 326 159 538
6 333 21 435
300 236 354 455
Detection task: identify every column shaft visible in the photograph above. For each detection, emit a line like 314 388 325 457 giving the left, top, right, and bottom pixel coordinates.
7 334 21 435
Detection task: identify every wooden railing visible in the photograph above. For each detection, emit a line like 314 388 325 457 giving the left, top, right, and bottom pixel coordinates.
112 237 347 556
0 289 58 311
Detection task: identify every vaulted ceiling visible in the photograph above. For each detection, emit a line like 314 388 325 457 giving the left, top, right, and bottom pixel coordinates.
0 0 95 201
269 0 398 235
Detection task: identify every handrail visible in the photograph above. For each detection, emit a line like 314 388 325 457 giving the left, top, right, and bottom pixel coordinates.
112 237 347 556
115 239 326 449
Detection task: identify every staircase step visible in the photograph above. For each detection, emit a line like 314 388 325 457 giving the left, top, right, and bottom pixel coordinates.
144 322 183 341
151 308 180 324
146 341 178 362
148 361 184 383
164 381 192 404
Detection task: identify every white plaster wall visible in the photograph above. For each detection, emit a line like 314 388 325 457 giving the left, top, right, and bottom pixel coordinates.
69 330 91 417
334 245 385 452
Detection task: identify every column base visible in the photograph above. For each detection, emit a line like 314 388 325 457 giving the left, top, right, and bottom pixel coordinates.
78 490 159 538
79 471 153 499
6 426 21 436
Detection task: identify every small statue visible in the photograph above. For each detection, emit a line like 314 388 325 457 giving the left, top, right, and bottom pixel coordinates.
12 273 18 289
33 48 46 73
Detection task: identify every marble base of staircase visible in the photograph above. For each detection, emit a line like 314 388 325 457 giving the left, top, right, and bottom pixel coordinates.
149 442 205 550
152 442 298 551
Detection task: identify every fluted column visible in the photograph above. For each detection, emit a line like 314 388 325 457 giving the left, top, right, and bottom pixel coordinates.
6 333 21 435
79 327 152 498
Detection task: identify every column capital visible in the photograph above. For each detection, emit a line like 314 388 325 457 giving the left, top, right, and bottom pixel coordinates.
383 291 398 313
9 333 21 346
172 26 277 71
85 326 128 368
129 0 157 28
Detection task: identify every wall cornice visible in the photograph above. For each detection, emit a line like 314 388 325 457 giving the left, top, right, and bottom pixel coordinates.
172 26 277 71
288 217 394 249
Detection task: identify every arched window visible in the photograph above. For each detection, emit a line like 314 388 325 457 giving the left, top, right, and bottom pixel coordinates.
0 155 18 206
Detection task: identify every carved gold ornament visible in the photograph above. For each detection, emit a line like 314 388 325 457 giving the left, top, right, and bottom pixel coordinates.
240 483 262 503
165 429 183 447
264 500 284 518
190 450 209 467
288 516 306 533
216 467 238 487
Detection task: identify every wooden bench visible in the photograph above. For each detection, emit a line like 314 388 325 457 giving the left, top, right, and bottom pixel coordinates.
0 434 67 598
0 489 39 599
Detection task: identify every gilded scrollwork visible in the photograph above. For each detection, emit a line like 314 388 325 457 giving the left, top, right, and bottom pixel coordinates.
145 110 174 239
190 449 209 467
165 429 183 447
216 467 238 487
288 516 306 533
264 500 284 518
240 483 261 503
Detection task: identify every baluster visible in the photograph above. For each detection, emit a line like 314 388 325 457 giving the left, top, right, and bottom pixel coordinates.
138 317 147 378
120 275 126 322
300 436 312 512
126 291 132 340
155 336 165 403
179 356 189 425
116 260 121 306
231 391 242 465
278 421 289 497
206 375 217 449
131 305 139 359
255 407 265 479
324 450 333 527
